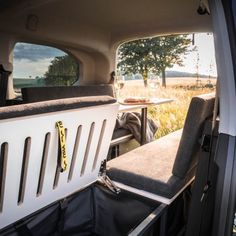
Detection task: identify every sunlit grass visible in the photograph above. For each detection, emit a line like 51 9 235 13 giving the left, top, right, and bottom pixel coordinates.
119 78 216 139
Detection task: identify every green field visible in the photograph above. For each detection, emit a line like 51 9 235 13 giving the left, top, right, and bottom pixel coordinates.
119 77 216 138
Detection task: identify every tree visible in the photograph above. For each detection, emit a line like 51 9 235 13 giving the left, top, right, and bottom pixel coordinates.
45 55 79 86
117 39 158 87
118 35 192 87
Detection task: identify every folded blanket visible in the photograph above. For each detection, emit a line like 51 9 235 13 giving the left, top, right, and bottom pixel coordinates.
116 112 158 144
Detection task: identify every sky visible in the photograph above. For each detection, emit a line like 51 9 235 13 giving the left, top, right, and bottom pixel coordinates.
170 33 217 76
13 44 65 78
13 33 217 79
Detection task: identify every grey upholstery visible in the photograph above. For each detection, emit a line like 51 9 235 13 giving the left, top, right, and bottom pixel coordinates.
22 84 115 103
107 93 215 198
107 130 183 198
0 96 116 120
172 93 215 178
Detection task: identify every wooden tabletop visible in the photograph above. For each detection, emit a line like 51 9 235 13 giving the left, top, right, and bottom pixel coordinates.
118 98 173 112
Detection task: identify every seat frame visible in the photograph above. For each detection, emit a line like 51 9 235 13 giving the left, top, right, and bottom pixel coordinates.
113 178 194 205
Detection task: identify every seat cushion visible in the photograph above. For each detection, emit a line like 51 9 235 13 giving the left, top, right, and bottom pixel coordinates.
107 129 185 198
0 95 116 120
22 85 115 103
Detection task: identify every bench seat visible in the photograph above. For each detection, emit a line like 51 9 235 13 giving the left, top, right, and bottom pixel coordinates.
107 129 183 198
107 93 215 203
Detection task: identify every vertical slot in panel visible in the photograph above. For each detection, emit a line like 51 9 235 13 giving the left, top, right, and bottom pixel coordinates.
92 120 107 171
18 137 31 205
37 133 51 196
68 126 82 182
0 143 8 212
80 123 95 176
53 128 67 189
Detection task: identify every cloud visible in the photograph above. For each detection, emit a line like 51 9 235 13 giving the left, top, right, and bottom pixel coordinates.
14 43 65 61
13 58 53 78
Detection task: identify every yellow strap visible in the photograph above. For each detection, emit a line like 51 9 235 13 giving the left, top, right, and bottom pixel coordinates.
56 121 68 172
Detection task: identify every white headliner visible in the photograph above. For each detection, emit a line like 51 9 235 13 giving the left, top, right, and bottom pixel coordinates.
0 0 212 50
0 0 213 96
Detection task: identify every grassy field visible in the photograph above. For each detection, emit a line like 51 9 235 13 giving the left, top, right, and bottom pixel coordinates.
119 77 216 139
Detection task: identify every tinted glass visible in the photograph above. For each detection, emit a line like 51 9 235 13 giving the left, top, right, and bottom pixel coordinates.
13 43 79 92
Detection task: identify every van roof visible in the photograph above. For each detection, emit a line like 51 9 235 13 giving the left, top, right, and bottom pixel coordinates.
0 0 212 49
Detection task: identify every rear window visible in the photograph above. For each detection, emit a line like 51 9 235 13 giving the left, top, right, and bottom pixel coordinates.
13 43 79 92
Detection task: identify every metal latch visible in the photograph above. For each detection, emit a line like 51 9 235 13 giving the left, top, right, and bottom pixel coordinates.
98 175 121 194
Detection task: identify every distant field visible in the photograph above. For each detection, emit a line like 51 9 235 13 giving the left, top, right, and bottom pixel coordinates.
122 77 216 89
118 77 216 138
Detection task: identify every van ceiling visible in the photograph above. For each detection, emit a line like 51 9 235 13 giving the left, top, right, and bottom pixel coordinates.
0 0 211 50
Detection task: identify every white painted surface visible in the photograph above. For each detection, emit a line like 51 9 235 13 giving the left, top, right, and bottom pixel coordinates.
0 103 118 229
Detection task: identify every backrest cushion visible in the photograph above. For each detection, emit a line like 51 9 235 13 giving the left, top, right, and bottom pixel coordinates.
0 95 116 120
172 93 215 178
22 85 115 103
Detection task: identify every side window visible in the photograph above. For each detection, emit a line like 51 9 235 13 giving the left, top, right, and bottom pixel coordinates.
116 33 217 139
13 43 79 93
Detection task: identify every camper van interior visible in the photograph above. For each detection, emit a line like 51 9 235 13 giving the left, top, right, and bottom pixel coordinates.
0 0 236 236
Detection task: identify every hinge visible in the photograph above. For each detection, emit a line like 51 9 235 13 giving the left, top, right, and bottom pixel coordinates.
98 159 120 194
98 175 121 194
